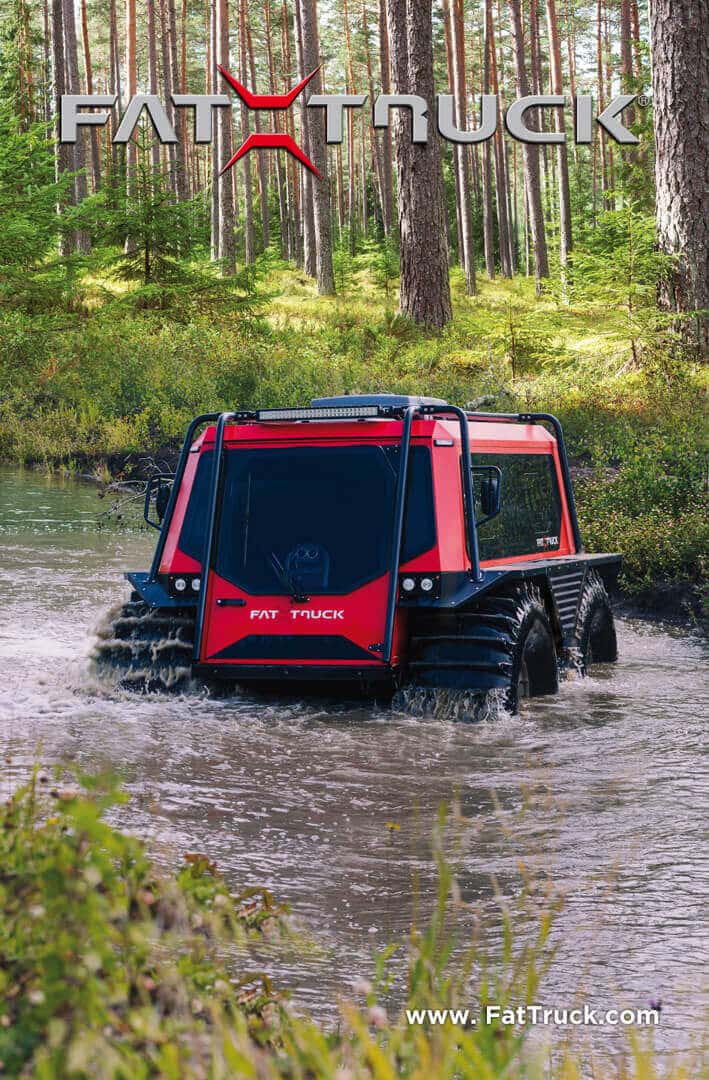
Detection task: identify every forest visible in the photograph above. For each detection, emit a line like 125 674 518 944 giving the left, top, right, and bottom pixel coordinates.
0 0 707 613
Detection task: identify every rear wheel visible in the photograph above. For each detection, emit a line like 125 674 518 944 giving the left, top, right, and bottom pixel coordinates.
92 598 196 693
404 583 559 716
572 570 617 673
507 585 559 712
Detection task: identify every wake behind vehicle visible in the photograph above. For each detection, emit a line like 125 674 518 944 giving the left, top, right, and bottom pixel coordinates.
94 395 620 711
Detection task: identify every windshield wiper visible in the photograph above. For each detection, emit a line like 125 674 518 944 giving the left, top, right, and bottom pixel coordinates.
269 552 309 602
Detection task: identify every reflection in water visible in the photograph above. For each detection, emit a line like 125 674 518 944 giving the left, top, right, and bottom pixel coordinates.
0 466 707 1050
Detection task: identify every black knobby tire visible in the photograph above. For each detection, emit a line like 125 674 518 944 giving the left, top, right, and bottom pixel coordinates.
91 598 196 693
507 584 559 712
406 583 559 715
572 570 618 673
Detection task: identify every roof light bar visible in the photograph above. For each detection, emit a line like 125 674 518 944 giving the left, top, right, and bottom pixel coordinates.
256 405 381 421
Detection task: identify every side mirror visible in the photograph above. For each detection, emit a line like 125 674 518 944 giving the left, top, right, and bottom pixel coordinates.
480 475 500 517
472 465 502 526
155 479 171 522
144 473 174 530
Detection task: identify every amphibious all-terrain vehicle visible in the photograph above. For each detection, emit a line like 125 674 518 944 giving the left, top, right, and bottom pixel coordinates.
95 396 620 710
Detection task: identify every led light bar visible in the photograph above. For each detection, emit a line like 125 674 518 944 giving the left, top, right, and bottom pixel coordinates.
256 405 381 421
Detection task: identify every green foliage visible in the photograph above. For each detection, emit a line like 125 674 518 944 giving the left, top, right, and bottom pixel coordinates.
0 768 286 1078
91 155 197 286
0 108 63 268
558 205 670 362
577 431 708 604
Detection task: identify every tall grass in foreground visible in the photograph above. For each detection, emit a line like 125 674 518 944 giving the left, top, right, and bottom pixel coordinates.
0 767 700 1078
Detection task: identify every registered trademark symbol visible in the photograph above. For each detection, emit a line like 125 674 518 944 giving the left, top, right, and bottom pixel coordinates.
638 94 650 108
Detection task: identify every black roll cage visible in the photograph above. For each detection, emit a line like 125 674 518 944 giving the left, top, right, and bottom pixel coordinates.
142 406 582 669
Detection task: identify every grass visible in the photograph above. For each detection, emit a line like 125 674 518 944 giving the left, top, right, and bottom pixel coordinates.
0 249 706 613
1 767 701 1079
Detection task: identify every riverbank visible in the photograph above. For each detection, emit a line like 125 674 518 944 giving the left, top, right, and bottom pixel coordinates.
1 257 706 618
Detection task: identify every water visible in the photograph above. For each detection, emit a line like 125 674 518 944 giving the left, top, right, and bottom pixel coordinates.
1 466 707 1054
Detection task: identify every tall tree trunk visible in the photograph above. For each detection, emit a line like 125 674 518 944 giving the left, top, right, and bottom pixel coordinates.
239 0 255 262
43 0 52 123
596 0 609 210
486 0 513 277
529 0 548 191
167 0 189 198
108 0 121 175
563 0 578 166
80 0 101 190
604 6 615 207
619 0 635 127
51 0 72 254
296 0 335 293
343 0 357 254
360 116 368 237
508 0 549 290
265 0 288 256
293 0 316 275
158 0 177 192
209 0 219 258
180 0 192 193
282 0 301 265
650 0 709 355
481 0 495 277
216 0 236 271
125 0 137 218
362 0 389 238
246 25 270 250
446 0 475 293
62 0 91 250
441 0 461 265
378 0 395 237
386 0 452 328
146 0 161 176
630 0 642 77
544 0 572 266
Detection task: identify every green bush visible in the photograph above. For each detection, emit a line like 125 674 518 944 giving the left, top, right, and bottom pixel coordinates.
0 769 286 1077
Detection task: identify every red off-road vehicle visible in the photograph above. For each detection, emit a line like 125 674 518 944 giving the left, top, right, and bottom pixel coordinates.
95 396 620 711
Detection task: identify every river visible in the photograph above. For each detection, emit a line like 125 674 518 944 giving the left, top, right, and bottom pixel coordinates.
0 465 706 1055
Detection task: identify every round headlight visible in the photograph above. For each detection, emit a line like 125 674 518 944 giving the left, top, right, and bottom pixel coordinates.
401 577 416 593
420 577 435 592
191 577 201 592
174 577 187 592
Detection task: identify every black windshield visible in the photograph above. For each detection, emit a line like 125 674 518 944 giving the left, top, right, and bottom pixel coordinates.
178 444 435 595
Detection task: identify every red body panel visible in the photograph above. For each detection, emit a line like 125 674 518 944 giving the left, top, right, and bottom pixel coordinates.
157 416 576 672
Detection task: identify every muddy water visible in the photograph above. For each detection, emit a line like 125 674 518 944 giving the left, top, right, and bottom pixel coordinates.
1 466 707 1052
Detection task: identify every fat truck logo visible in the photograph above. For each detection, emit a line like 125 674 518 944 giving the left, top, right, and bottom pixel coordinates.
61 73 640 177
249 609 345 621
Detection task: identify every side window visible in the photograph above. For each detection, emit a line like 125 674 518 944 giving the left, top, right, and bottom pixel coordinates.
471 453 562 560
402 446 436 563
178 451 213 561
